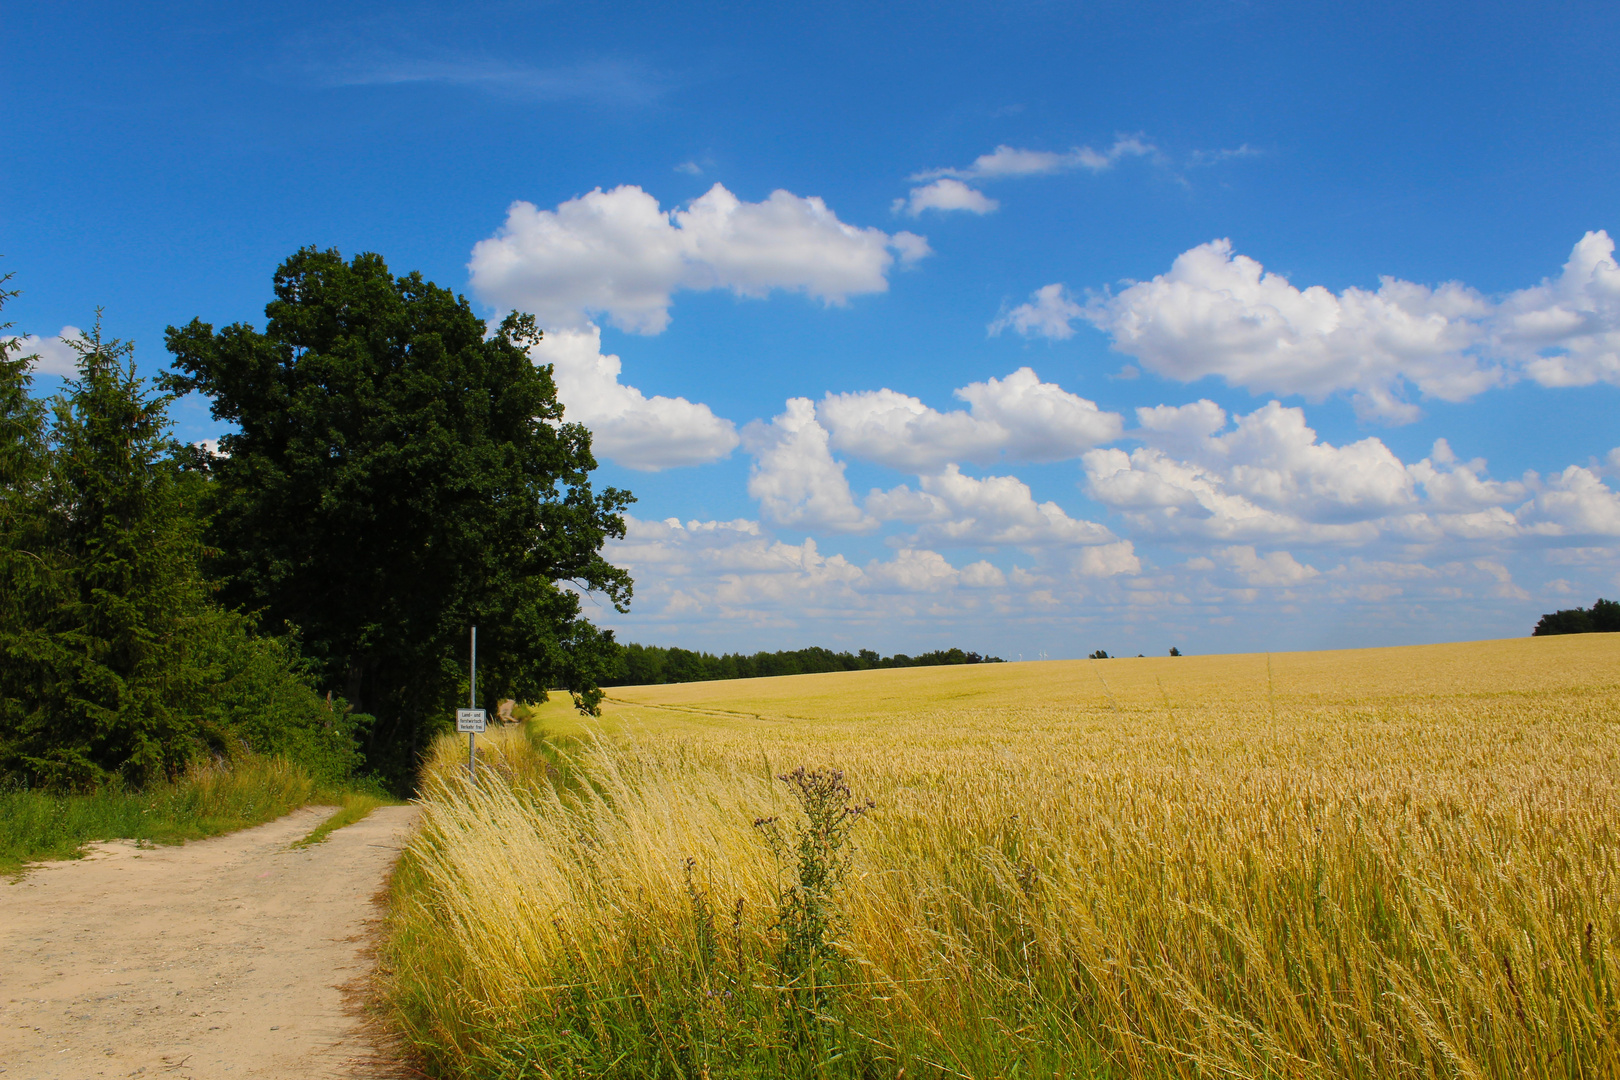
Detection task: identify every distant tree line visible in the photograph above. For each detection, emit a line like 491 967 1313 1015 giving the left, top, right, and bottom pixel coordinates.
1090 648 1181 659
1532 598 1620 636
603 643 1004 686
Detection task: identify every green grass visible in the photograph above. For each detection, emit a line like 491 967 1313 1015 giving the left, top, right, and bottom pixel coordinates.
291 791 390 848
0 755 391 876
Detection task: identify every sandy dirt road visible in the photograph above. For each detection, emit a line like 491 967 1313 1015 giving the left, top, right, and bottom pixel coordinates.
0 805 419 1079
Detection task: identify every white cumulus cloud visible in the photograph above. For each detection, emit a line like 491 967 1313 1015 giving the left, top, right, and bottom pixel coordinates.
470 183 929 334
742 399 876 533
1078 239 1498 422
1494 230 1620 387
990 284 1086 340
598 513 1134 634
528 325 738 470
867 464 1118 548
1082 401 1420 543
3 327 83 377
1005 231 1620 422
1214 545 1320 587
1520 465 1620 537
893 178 999 217
1082 397 1620 546
1406 438 1525 513
819 367 1122 471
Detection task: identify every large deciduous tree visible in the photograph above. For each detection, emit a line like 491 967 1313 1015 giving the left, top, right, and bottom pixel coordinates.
164 248 633 789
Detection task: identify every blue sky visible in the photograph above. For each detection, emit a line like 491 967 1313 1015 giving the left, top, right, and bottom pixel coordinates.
6 0 1619 658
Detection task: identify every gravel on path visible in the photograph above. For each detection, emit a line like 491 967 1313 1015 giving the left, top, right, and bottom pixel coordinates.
0 804 419 1079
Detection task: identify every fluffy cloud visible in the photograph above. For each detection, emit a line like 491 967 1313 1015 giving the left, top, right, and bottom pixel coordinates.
1079 239 1497 421
599 509 1571 648
989 284 1086 340
1082 398 1620 545
1406 438 1524 513
528 325 737 470
864 547 965 592
894 178 999 217
1211 545 1320 587
1176 550 1534 605
3 327 83 377
1494 230 1620 387
1007 231 1620 422
742 399 875 532
605 516 861 619
1521 465 1620 537
599 513 1132 635
915 137 1157 181
867 464 1118 548
745 387 1122 551
1076 541 1143 578
470 183 929 333
819 367 1122 470
1084 401 1420 543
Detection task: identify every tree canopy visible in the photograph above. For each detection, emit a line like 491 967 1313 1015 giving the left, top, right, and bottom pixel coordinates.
164 248 633 789
0 293 354 789
1532 598 1620 636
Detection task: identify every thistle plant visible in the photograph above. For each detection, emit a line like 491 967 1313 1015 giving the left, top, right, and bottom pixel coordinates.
754 767 873 989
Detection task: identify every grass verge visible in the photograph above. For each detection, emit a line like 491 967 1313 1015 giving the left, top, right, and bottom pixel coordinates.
0 755 388 876
291 791 390 848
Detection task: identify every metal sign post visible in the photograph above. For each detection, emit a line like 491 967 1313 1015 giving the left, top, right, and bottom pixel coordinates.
456 626 487 784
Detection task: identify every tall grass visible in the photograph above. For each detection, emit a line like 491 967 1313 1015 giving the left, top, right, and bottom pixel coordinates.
0 755 350 873
383 637 1620 1079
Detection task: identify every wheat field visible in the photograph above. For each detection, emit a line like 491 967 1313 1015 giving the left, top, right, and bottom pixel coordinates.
382 635 1620 1079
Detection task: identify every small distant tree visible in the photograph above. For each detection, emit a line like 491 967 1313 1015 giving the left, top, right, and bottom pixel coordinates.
1169 646 1181 656
1089 649 1109 659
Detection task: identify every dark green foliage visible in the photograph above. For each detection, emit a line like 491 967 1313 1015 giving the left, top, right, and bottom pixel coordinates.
0 299 356 791
176 611 361 784
605 642 1003 686
164 248 632 790
1532 597 1620 636
1089 649 1109 659
11 321 210 786
0 276 55 757
1169 646 1182 656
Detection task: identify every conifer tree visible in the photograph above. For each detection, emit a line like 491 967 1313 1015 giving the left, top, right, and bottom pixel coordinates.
3 318 210 786
0 274 64 780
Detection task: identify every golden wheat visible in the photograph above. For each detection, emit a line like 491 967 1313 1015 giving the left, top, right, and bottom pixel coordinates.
384 635 1620 1079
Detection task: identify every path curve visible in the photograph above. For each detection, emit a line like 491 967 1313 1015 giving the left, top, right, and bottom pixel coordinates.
0 804 419 1079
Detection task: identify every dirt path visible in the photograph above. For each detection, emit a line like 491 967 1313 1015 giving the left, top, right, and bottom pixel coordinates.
0 805 419 1080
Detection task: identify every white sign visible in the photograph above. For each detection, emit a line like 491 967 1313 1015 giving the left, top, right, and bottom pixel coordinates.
456 708 487 733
